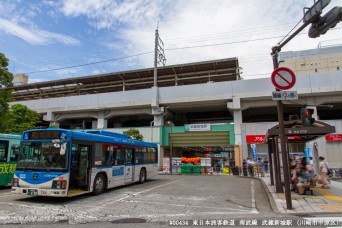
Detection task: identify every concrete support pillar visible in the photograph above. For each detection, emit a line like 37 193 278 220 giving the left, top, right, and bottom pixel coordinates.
151 86 165 126
153 115 164 127
92 121 97 129
233 110 243 145
49 122 60 127
43 111 60 127
158 145 164 171
228 97 246 161
227 97 242 144
97 111 108 129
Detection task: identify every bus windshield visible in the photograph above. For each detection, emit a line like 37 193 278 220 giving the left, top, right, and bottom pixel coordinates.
16 142 68 171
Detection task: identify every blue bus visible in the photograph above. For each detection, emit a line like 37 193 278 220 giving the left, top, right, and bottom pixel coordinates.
11 128 158 197
0 133 20 186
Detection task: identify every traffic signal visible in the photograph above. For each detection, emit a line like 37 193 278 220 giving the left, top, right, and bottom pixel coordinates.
308 6 342 38
300 108 315 126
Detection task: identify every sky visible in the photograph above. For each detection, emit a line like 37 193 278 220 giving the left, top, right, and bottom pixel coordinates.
0 0 342 83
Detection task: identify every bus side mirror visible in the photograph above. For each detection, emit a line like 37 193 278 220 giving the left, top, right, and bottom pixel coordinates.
54 143 60 148
60 143 66 155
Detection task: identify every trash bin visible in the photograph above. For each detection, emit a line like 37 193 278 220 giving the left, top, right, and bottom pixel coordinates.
231 166 240 175
190 166 194 174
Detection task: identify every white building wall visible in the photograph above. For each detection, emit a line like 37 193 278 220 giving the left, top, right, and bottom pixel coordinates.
307 120 342 169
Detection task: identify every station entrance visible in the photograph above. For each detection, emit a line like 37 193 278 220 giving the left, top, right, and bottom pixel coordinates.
161 124 238 174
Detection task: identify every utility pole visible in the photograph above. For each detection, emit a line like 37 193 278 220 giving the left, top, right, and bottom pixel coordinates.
152 26 166 127
153 28 166 87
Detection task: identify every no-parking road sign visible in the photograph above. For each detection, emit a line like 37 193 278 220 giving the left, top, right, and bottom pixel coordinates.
271 67 296 90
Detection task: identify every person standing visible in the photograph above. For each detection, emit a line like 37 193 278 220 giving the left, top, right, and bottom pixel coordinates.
258 157 264 177
247 158 254 177
263 159 269 173
318 156 330 188
242 159 248 176
307 157 315 180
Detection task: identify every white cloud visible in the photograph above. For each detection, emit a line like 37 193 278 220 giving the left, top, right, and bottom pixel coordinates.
60 0 166 29
4 0 342 82
0 18 80 46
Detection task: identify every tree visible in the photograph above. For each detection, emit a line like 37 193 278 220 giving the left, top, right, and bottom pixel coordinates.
1 104 40 134
0 53 13 117
123 128 143 141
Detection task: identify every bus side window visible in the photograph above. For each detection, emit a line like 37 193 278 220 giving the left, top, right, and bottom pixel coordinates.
114 150 125 165
10 145 19 162
126 149 133 164
0 141 8 162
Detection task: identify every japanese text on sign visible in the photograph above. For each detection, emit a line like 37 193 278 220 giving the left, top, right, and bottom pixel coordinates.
272 91 298 100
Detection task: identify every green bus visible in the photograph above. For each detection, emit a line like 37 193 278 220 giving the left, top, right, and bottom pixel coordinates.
0 133 21 186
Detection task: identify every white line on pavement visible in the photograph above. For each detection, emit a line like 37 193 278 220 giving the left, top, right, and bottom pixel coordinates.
251 180 258 214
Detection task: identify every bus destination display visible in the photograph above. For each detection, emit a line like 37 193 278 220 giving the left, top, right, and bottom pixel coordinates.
29 131 62 139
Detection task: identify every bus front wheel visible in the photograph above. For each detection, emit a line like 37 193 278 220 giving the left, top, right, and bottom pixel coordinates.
139 168 146 184
93 173 105 195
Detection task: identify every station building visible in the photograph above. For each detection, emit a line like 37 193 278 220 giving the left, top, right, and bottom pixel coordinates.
4 45 342 171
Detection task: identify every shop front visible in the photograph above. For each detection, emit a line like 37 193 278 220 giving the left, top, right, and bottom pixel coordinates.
160 123 237 174
245 134 306 162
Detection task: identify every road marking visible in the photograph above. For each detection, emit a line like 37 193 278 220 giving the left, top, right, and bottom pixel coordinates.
0 201 63 211
0 193 15 198
87 179 185 210
116 179 184 201
0 178 261 224
121 199 251 212
251 180 258 213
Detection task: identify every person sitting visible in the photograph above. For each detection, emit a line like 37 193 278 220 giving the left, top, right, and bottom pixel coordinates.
296 167 313 195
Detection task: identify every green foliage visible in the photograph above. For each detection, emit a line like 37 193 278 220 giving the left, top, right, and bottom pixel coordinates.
123 128 143 141
1 104 40 134
0 53 14 117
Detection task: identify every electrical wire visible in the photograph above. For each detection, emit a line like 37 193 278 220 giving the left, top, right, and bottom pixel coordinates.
19 25 342 75
23 51 153 75
18 22 298 71
166 35 286 51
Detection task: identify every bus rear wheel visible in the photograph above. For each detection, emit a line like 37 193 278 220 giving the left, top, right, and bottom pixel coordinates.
93 173 105 195
139 168 146 184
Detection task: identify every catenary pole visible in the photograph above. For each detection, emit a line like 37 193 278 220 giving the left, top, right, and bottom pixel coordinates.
154 29 158 87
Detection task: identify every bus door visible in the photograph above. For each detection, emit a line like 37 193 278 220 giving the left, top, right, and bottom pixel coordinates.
125 148 134 184
0 140 9 186
70 144 91 190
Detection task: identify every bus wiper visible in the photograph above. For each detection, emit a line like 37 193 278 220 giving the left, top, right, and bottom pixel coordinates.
41 160 50 172
23 159 33 171
38 156 50 172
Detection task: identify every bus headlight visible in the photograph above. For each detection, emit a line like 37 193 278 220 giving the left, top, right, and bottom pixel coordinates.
52 180 67 189
12 178 20 187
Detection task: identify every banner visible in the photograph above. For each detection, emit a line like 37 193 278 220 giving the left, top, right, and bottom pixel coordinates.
251 144 257 161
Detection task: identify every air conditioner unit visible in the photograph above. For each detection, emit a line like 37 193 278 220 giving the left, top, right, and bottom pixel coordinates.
289 115 299 120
